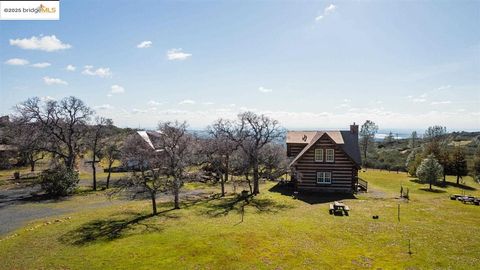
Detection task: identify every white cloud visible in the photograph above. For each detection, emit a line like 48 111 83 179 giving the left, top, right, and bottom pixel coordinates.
202 102 214 105
110 85 125 94
413 98 426 103
137 41 152 48
82 65 112 78
95 104 114 110
259 86 273 93
9 35 71 52
437 85 452 91
43 76 68 85
40 96 56 102
315 4 336 21
132 108 147 114
31 62 51 68
5 58 29 66
179 99 196 105
325 4 336 14
167 48 192 60
147 100 162 106
430 101 452 105
66 64 76 71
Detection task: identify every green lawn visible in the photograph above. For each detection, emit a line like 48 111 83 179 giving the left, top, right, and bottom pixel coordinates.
1 170 479 269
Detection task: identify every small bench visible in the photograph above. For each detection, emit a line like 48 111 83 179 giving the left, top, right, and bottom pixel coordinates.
450 194 462 200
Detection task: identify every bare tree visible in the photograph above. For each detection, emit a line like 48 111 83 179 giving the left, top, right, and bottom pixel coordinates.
7 121 46 171
221 112 284 195
200 119 238 196
102 139 122 189
157 121 195 209
423 125 447 158
409 131 418 149
121 134 165 215
360 120 378 168
86 117 113 190
230 150 253 193
14 96 93 170
258 143 289 181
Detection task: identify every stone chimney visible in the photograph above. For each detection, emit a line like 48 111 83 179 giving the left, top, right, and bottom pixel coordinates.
350 122 358 134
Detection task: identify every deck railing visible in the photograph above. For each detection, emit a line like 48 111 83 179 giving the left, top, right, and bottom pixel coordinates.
357 178 368 191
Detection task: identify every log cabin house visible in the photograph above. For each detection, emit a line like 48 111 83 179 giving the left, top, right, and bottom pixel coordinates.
287 123 362 193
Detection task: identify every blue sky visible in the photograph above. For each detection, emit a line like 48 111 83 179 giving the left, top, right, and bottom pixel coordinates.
1 0 479 131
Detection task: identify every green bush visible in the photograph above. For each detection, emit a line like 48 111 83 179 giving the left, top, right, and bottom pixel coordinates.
40 165 79 197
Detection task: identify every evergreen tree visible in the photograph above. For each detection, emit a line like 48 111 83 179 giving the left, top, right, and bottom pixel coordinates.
416 154 443 190
451 147 468 185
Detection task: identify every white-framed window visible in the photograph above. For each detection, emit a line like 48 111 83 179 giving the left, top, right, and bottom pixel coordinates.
316 172 332 184
326 149 335 162
314 149 323 162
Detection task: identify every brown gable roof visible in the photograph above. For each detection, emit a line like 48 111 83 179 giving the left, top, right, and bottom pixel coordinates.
288 130 361 167
287 131 344 144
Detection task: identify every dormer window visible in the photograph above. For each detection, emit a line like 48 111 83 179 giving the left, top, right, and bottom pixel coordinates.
314 149 323 162
326 149 335 162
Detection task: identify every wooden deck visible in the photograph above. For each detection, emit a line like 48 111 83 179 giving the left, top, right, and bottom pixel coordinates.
356 177 368 192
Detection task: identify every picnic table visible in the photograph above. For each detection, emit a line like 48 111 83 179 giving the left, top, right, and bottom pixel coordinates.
329 201 350 216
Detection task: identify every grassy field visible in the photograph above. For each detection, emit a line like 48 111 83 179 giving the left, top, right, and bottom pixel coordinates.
1 170 479 269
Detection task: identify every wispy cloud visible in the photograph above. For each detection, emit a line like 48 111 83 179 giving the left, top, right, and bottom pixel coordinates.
147 100 162 106
110 85 125 94
132 108 147 114
431 101 452 105
437 85 452 91
413 98 426 103
31 62 51 68
4 58 29 66
408 93 428 103
9 35 71 52
315 4 336 21
43 76 68 85
137 41 152 48
258 86 273 93
66 64 76 71
82 65 112 78
179 99 196 105
95 104 114 110
167 48 192 60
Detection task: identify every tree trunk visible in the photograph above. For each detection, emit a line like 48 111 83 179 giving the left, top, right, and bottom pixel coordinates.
174 180 180 209
106 161 113 189
253 160 259 195
92 157 97 191
223 154 229 197
30 159 35 172
220 178 225 197
151 191 157 215
363 140 368 170
245 173 252 194
456 175 460 185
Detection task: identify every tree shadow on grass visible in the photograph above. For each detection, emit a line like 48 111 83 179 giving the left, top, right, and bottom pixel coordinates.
198 194 293 218
268 183 356 205
410 179 476 191
419 187 447 193
443 181 477 191
59 209 178 246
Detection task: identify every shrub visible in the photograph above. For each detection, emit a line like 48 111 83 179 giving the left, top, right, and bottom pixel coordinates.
40 165 79 196
416 154 443 189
